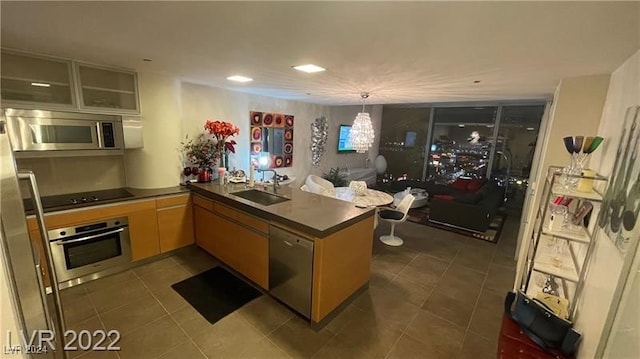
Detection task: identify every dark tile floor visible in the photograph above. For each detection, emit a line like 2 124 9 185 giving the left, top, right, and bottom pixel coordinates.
60 216 519 359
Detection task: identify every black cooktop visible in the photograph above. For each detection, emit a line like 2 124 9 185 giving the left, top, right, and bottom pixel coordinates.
23 188 134 212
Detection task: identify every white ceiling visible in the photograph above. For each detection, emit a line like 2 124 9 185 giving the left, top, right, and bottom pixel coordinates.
1 1 639 106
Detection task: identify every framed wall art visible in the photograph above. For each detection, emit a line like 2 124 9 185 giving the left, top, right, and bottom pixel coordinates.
250 111 294 169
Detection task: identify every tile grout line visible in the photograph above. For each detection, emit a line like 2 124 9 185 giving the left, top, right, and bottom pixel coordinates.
458 260 493 357
165 253 299 358
74 282 122 359
382 246 460 359
131 267 209 359
394 249 466 357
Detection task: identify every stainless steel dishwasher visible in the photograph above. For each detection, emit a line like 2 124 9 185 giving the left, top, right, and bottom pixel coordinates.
269 225 314 318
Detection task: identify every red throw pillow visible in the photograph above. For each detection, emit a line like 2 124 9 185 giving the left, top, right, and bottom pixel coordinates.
467 178 486 193
450 179 470 192
434 194 455 201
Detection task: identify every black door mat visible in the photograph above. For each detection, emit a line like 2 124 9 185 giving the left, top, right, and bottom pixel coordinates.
171 266 262 324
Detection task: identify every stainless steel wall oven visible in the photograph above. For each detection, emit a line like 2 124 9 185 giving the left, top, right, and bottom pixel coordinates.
48 217 131 283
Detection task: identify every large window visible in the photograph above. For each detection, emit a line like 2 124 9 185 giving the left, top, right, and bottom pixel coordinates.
378 102 545 210
378 107 430 181
491 105 545 207
426 107 498 182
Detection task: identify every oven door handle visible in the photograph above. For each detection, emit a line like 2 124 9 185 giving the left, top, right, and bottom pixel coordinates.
55 227 125 245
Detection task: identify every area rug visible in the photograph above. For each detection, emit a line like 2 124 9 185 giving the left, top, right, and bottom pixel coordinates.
407 206 506 243
171 266 261 324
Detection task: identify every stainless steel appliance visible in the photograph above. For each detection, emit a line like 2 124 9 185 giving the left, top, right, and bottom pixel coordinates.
1 119 66 357
23 187 134 212
49 217 131 283
269 225 314 318
5 108 124 155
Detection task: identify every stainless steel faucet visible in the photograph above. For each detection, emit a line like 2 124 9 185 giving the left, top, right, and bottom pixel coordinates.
257 169 278 192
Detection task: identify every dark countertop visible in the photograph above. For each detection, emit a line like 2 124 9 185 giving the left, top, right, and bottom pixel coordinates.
25 186 189 215
188 182 375 238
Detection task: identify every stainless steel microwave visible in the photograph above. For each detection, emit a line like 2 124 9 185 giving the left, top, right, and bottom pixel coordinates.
4 109 124 154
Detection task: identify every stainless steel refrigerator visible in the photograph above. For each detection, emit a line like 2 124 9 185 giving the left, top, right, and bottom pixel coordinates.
1 119 66 358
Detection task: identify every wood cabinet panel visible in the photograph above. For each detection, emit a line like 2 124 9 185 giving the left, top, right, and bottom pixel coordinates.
311 215 374 322
214 203 269 234
157 204 194 253
193 203 268 289
192 195 214 211
26 199 156 232
212 214 268 289
156 194 190 208
128 209 160 261
194 206 219 256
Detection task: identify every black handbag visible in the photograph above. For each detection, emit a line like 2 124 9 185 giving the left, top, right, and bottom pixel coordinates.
504 291 582 356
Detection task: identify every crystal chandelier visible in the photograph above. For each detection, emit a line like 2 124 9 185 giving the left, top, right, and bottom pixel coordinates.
350 93 375 153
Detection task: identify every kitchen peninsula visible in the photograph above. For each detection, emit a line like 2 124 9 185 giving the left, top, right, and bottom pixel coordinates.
188 182 376 327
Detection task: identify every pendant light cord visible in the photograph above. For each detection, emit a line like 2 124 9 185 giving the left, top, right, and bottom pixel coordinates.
361 92 369 112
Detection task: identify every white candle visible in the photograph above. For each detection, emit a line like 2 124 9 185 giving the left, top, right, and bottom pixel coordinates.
249 165 255 187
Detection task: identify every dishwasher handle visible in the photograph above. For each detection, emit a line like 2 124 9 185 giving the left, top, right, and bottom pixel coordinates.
270 226 314 250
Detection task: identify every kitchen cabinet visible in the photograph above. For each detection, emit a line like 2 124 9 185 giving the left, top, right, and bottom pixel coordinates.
128 209 160 261
76 63 139 113
1 50 75 108
194 205 218 256
192 195 269 289
156 194 194 253
190 185 377 325
519 166 607 319
1 50 140 115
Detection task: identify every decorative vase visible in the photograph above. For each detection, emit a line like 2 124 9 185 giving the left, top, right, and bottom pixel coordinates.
197 168 211 182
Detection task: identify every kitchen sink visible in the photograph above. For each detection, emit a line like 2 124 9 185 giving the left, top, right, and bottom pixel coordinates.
232 189 290 206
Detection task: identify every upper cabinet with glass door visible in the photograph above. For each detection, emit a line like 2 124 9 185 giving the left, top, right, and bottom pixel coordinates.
76 63 139 113
0 51 76 108
0 50 140 115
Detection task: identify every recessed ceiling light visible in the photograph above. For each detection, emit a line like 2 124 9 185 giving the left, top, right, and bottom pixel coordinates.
458 124 465 128
526 127 535 131
31 82 50 87
226 75 253 83
293 64 326 73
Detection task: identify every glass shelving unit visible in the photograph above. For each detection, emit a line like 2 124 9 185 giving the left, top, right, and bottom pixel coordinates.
520 166 607 320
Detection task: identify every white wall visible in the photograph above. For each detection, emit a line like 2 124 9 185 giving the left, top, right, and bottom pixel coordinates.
515 75 610 292
180 82 331 188
584 49 640 359
126 77 383 189
16 156 126 196
325 105 382 172
124 71 183 188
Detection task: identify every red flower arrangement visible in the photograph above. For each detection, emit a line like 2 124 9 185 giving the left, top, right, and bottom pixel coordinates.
205 120 240 154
